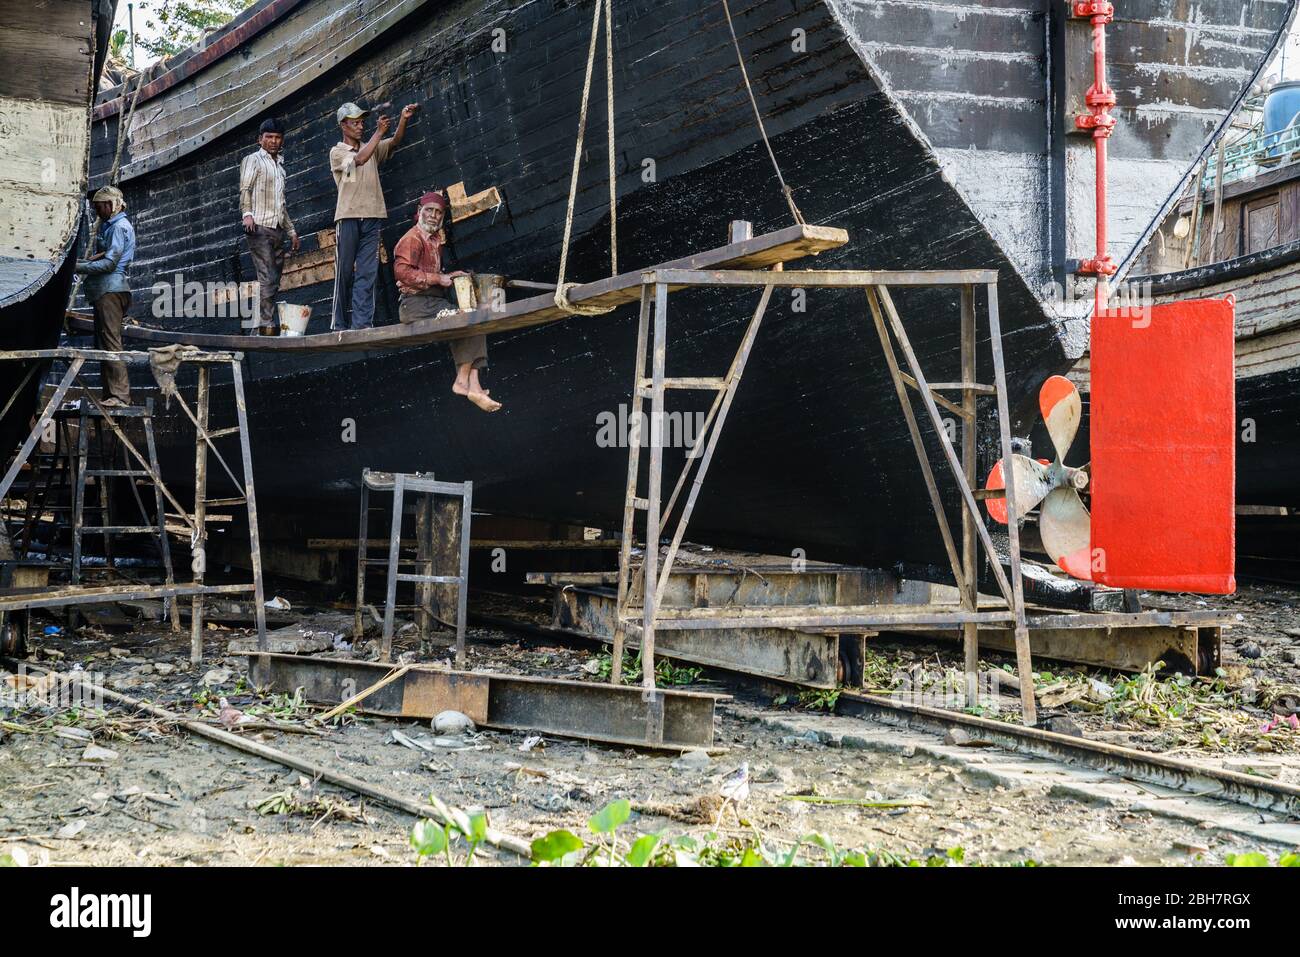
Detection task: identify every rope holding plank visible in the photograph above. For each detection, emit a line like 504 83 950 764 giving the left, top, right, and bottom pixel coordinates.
554 0 619 316
720 0 806 227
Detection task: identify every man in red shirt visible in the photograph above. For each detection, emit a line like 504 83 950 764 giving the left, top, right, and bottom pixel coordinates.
393 192 500 412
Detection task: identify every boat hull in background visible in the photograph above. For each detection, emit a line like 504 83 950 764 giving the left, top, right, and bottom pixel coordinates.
79 0 1294 571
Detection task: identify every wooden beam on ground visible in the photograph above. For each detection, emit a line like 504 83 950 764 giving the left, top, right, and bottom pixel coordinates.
0 582 252 612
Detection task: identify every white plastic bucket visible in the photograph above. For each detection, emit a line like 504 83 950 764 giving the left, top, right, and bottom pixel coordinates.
277 302 311 336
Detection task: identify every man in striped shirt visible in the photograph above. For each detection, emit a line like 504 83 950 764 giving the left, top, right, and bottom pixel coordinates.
239 118 300 335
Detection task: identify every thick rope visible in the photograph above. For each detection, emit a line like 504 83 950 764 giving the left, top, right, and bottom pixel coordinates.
720 0 806 226
109 72 146 186
70 72 147 312
554 0 618 316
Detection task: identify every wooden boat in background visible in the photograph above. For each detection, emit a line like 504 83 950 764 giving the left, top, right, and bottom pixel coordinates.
1078 91 1300 580
62 0 1295 574
0 0 115 454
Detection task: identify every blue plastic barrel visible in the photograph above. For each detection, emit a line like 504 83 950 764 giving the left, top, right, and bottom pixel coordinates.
1263 80 1300 156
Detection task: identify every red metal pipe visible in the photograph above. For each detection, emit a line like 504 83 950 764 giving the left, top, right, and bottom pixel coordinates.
1073 1 1118 308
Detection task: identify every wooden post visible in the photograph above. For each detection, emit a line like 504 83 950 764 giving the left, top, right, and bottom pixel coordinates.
230 361 267 653
143 399 182 633
71 412 89 586
415 494 433 645
610 284 652 684
190 365 210 664
641 282 668 692
354 480 369 640
455 481 473 669
381 473 405 662
960 284 980 705
984 282 1036 725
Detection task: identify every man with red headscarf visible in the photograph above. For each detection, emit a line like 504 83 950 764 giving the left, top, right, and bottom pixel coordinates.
393 191 501 412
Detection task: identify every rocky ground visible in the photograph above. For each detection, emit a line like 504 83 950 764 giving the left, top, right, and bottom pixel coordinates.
2 583 1299 867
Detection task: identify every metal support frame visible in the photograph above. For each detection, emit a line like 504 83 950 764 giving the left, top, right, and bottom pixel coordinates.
64 399 182 633
0 348 265 660
611 267 1040 725
354 469 473 666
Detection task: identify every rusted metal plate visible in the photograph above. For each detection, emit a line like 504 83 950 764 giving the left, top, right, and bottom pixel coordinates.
246 653 721 750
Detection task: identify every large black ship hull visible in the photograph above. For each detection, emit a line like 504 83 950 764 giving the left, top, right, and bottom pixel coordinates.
81 0 1294 569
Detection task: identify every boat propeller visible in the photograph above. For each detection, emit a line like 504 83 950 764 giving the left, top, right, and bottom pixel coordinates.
984 375 1093 581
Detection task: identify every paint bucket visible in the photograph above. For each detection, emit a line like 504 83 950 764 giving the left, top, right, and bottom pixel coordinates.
475 274 506 312
277 302 311 336
452 274 477 311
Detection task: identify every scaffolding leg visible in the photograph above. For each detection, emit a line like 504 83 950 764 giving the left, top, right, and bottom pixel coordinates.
985 281 1036 725
960 284 980 706
641 282 669 693
455 482 473 669
190 366 210 664
355 482 369 641
71 412 90 586
610 285 652 684
144 399 182 633
230 362 267 653
381 473 405 662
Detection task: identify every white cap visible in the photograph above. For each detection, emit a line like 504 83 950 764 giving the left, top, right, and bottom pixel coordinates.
335 102 369 124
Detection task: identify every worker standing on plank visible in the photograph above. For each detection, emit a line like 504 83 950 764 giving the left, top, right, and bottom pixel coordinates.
239 117 300 336
328 101 418 330
393 191 501 412
74 186 135 408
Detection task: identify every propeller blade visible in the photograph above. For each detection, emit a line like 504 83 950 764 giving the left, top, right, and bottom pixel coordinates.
1039 375 1081 464
984 455 1054 524
1040 487 1092 581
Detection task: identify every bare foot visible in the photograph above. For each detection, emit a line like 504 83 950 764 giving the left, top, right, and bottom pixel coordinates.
465 389 501 413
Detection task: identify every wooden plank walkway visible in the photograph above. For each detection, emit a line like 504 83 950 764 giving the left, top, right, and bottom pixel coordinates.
66 224 848 354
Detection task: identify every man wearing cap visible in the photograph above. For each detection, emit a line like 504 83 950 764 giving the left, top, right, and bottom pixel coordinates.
239 118 299 335
74 186 136 407
329 101 418 330
393 191 500 412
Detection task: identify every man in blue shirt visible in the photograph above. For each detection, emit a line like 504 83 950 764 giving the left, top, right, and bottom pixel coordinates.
75 186 136 407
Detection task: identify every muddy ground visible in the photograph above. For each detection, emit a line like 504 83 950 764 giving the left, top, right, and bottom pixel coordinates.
2 583 1299 867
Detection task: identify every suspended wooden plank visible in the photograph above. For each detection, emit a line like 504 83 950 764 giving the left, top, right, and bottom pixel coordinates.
66 224 849 353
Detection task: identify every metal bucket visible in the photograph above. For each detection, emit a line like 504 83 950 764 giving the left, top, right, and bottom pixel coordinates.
277 302 312 336
452 274 505 312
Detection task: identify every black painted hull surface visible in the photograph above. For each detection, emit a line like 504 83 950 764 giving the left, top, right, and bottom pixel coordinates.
83 0 1293 567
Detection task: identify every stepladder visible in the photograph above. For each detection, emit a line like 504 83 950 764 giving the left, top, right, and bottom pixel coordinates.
354 470 473 665
13 399 183 632
610 248 777 705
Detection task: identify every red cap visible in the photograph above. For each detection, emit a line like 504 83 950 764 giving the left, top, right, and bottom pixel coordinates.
415 191 448 221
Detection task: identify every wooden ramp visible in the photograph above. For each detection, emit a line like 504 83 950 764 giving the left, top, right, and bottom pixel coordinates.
66 224 848 353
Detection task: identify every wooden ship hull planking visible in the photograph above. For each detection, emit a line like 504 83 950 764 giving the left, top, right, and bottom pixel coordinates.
61 0 1296 573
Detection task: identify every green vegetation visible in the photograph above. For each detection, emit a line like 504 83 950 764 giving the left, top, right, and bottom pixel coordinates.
589 650 702 686
411 798 1038 868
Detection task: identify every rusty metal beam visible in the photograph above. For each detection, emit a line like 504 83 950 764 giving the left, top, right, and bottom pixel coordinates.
901 624 1221 676
552 585 846 688
245 653 723 750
